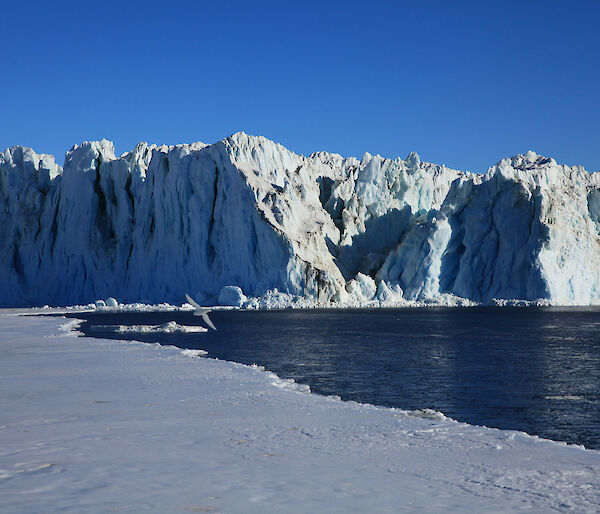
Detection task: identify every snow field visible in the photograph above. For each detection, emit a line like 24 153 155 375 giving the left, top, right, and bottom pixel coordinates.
0 312 599 512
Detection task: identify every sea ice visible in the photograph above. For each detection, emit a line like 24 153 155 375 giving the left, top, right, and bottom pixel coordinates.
91 321 208 334
0 311 598 512
180 349 208 357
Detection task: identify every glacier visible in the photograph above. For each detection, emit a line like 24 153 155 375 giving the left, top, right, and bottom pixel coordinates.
1 133 600 307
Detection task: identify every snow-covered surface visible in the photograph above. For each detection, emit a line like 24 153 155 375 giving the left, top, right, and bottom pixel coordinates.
3 134 600 307
1 311 599 513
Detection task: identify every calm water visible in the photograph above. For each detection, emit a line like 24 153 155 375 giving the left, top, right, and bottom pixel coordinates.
69 307 600 449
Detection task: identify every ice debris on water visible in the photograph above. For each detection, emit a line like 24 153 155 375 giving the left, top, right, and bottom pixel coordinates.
91 322 208 334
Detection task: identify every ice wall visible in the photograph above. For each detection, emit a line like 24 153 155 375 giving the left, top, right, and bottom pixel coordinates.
377 152 600 304
1 135 599 306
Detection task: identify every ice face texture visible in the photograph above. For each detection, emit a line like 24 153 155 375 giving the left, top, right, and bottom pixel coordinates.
1 134 599 306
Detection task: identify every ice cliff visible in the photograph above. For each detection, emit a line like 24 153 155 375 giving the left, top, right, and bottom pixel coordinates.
1 134 599 306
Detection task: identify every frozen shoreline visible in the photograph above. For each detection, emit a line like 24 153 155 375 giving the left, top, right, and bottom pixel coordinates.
1 311 599 512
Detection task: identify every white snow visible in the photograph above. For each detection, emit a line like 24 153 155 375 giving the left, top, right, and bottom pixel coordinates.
1 311 599 512
180 349 208 357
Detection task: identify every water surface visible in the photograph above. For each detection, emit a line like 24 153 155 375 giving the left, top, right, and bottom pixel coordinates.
70 307 600 449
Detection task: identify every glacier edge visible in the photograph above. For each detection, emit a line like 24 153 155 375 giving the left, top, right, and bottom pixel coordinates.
1 134 600 307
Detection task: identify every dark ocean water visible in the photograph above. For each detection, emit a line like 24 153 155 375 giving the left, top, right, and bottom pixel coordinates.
68 307 600 449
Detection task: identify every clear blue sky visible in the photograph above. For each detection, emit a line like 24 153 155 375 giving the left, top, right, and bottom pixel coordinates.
2 0 599 172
